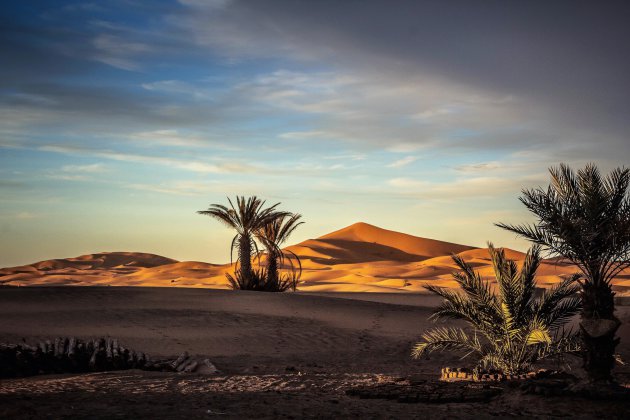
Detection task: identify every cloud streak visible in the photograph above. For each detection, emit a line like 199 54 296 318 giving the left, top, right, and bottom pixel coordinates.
38 145 242 174
388 156 416 168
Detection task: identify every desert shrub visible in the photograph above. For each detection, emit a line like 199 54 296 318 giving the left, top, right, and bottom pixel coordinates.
226 265 297 292
412 243 581 375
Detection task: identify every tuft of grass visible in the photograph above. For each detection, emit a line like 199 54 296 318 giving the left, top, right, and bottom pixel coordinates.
226 265 298 292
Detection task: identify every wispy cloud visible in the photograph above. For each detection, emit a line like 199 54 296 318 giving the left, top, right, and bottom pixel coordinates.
47 174 90 181
61 163 106 173
387 177 521 199
387 156 416 168
45 163 107 182
141 80 209 100
127 179 278 197
92 34 152 71
15 212 41 220
454 162 501 173
178 0 232 10
413 109 454 120
240 69 534 152
387 178 430 189
39 145 252 174
125 130 241 151
126 183 200 196
278 131 336 140
322 153 366 161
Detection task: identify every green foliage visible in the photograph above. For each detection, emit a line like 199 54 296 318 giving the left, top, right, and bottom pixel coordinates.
225 264 298 292
197 196 289 266
496 163 630 287
412 244 581 374
255 213 304 292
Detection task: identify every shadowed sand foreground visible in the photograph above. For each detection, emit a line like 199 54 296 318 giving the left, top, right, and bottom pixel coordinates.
1 287 630 418
3 222 630 294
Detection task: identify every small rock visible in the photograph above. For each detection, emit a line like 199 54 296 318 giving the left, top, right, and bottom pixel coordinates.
183 360 198 373
171 352 189 370
202 359 220 374
176 358 192 372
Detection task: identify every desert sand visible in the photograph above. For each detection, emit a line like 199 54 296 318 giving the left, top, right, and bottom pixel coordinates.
2 222 630 418
1 287 629 418
2 222 629 295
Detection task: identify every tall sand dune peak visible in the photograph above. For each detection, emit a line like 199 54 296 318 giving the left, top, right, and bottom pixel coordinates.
318 222 476 258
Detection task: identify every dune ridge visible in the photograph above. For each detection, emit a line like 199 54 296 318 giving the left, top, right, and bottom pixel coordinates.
318 222 475 259
1 223 629 294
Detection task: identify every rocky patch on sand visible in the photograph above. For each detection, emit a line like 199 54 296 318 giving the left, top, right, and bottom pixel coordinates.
0 338 219 378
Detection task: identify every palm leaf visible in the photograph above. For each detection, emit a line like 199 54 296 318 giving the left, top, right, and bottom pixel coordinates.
525 328 551 346
412 327 482 359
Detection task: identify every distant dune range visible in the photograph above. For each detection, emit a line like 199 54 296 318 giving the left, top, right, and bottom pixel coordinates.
2 222 629 294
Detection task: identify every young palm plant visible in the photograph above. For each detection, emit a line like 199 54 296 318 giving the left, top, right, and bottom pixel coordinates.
496 164 630 382
255 213 304 292
198 196 289 290
412 244 581 375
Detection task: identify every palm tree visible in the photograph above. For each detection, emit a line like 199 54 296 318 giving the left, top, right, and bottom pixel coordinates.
255 213 304 292
198 196 289 289
497 163 630 382
412 244 581 375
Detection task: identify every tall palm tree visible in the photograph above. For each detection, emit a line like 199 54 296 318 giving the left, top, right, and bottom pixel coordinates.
256 213 303 291
413 244 581 375
497 164 630 382
198 196 289 289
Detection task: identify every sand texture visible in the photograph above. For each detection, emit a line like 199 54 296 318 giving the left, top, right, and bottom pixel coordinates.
0 287 629 418
2 222 629 294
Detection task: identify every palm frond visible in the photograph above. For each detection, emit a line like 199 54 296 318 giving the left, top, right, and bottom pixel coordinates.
449 255 501 322
526 329 551 346
423 285 489 331
497 163 630 287
254 213 304 292
513 244 541 322
524 318 552 346
534 273 581 328
412 327 482 359
489 243 520 316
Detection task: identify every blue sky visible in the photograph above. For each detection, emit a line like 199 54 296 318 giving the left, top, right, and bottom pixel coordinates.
1 0 629 266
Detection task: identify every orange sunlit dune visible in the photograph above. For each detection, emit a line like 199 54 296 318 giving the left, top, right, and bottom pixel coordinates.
2 222 629 294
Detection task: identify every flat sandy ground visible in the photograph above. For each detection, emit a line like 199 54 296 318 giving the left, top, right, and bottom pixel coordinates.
1 287 630 419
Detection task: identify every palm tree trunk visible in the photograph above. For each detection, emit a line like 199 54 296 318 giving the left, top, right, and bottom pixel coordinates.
580 280 620 382
238 234 254 289
267 253 279 291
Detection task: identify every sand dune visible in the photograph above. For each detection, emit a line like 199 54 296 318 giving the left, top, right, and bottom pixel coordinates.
1 222 629 294
0 252 179 287
317 222 475 259
114 261 228 288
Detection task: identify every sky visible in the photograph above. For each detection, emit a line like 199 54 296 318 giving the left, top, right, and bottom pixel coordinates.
1 0 629 267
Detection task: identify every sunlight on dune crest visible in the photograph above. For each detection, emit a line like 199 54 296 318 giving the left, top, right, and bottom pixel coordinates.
2 222 629 294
